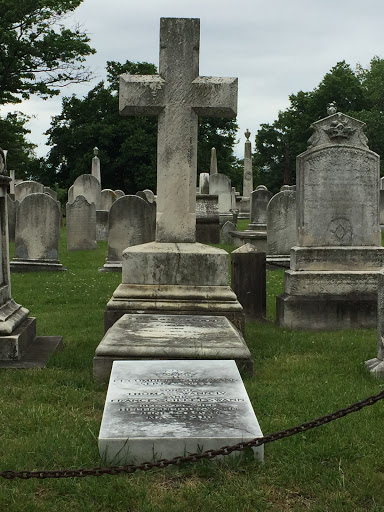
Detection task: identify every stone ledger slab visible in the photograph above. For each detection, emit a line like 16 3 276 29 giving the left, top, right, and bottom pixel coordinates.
94 314 253 383
98 360 263 465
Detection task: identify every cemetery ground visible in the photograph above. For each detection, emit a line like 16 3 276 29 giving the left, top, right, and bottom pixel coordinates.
0 225 383 512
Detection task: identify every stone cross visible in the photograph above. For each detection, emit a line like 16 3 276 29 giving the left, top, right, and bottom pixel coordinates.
119 18 238 243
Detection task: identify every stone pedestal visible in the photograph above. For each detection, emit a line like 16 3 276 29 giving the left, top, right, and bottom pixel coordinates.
95 314 253 383
104 242 244 333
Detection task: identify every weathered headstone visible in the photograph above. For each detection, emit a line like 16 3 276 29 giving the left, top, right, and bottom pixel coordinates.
7 195 17 242
199 172 210 194
380 190 384 227
96 210 109 241
101 196 155 271
72 174 101 210
98 359 263 464
100 189 117 211
209 173 232 222
221 220 236 244
277 111 384 330
247 187 273 231
104 17 243 334
12 193 65 272
44 187 57 201
68 185 75 204
231 244 266 320
92 146 101 184
66 195 97 251
15 180 44 202
365 269 384 377
95 315 254 382
0 148 62 366
9 169 15 197
114 190 125 198
380 176 384 190
196 194 220 244
267 190 296 257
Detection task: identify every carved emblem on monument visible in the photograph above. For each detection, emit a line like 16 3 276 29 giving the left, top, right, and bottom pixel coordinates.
324 114 356 141
328 217 353 244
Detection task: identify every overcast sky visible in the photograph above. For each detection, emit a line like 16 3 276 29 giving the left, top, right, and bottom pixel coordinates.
1 0 384 160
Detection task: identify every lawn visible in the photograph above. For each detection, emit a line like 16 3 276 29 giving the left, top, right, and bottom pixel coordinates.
0 228 383 512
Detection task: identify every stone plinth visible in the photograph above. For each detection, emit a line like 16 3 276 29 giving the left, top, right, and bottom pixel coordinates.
104 242 244 333
98 360 263 464
230 231 267 251
94 314 253 383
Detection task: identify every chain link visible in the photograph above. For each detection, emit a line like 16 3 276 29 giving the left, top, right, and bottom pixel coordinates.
1 388 383 480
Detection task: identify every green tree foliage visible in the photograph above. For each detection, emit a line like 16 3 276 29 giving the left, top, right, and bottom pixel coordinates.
0 0 95 105
0 112 37 177
254 59 384 193
45 60 240 193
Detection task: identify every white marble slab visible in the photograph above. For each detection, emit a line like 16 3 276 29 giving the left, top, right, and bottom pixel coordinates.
98 360 263 464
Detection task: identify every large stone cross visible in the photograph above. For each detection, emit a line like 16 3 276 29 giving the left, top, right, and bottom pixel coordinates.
119 17 238 243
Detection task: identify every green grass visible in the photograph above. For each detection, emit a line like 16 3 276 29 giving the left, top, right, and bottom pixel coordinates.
1 229 383 511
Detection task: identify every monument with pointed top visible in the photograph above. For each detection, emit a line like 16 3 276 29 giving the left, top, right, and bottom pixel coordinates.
210 147 218 175
103 17 244 342
92 146 101 184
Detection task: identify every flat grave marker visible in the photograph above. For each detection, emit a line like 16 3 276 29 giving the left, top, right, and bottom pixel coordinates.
98 359 263 465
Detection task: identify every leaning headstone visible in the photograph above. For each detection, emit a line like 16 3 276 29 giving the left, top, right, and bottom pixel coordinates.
72 174 101 210
92 146 101 184
104 17 244 335
15 180 44 202
114 190 125 198
68 185 75 204
100 189 117 211
101 196 155 271
267 190 296 257
11 193 65 272
221 220 236 244
44 187 57 201
247 187 273 231
199 172 209 194
7 195 17 242
366 269 384 377
98 359 263 464
0 148 62 367
277 110 384 330
231 244 266 320
66 195 97 251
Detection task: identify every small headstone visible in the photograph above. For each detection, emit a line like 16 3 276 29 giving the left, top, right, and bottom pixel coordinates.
68 185 75 204
267 190 296 255
114 190 125 198
209 173 232 213
380 177 384 190
221 220 236 244
247 187 272 231
143 189 155 203
73 174 101 210
101 196 155 271
196 194 220 244
98 359 263 465
199 172 209 194
100 189 117 211
66 195 97 251
44 187 57 201
15 181 44 202
12 193 65 272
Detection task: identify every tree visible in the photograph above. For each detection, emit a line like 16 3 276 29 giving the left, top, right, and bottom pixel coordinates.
0 112 37 177
0 0 95 105
45 60 241 192
254 60 380 193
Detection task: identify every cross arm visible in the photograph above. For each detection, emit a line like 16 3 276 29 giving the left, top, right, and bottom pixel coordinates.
192 76 238 118
119 74 166 116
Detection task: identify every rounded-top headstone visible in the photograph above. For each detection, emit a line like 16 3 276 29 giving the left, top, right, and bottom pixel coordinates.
143 189 155 203
114 190 125 198
267 190 296 255
73 174 101 210
15 181 44 202
100 189 117 211
255 185 268 191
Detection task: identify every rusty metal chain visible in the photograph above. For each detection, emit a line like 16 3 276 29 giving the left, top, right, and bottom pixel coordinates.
1 388 383 480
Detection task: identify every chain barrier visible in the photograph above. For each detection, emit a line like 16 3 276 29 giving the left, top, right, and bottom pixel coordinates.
1 388 383 480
